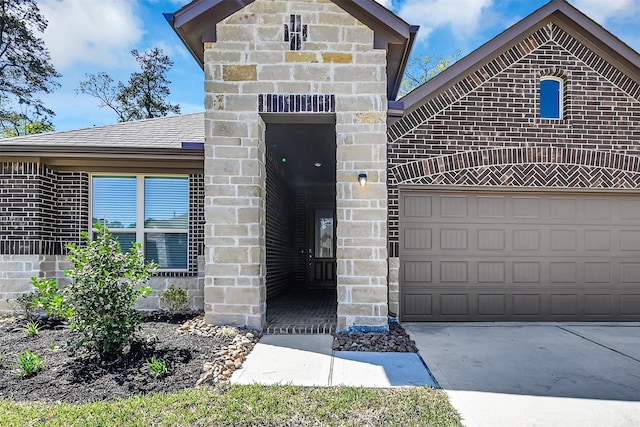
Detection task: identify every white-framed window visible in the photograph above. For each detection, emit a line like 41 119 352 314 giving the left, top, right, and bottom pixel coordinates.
91 174 189 271
540 76 563 119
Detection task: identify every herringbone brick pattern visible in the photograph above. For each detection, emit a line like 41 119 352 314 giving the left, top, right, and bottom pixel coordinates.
412 164 640 187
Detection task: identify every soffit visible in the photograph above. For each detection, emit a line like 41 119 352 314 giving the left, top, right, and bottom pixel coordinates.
0 145 204 173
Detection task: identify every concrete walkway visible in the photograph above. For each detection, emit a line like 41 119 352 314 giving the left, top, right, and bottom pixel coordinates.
405 323 640 427
230 334 437 387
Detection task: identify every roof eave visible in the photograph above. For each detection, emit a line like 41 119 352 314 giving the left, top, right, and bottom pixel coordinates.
0 144 204 159
389 25 419 100
164 12 205 70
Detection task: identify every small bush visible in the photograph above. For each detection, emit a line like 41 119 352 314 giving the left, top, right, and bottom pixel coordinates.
30 277 72 321
64 222 157 358
14 350 44 378
146 356 168 378
12 293 38 320
0 351 6 368
23 320 39 337
160 285 188 313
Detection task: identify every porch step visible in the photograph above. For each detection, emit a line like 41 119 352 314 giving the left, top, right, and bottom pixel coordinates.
264 323 336 334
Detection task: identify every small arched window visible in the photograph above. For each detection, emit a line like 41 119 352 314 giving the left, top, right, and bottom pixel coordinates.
540 77 562 119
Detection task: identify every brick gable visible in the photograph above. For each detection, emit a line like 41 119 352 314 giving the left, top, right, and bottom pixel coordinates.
387 22 640 253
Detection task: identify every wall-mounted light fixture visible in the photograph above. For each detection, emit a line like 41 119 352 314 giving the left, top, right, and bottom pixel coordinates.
358 173 367 186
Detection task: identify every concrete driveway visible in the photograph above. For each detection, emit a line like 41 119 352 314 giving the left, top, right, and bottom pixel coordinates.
404 323 640 427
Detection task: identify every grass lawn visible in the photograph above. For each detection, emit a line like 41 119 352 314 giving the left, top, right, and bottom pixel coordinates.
0 384 462 427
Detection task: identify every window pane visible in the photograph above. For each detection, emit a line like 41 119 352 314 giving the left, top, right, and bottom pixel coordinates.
144 177 188 229
314 209 334 258
92 176 137 229
94 232 136 253
540 79 561 119
145 232 187 269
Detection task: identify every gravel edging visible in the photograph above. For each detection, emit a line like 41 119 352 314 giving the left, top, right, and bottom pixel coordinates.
332 323 418 352
176 316 260 387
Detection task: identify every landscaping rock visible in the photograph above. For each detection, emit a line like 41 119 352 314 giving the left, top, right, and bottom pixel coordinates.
332 323 418 352
176 316 260 389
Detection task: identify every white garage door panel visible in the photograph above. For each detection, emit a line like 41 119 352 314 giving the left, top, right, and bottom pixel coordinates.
400 191 640 321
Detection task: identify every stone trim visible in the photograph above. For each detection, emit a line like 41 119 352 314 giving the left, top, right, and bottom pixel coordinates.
258 94 336 113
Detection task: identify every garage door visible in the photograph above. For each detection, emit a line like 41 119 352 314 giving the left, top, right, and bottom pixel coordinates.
400 190 640 321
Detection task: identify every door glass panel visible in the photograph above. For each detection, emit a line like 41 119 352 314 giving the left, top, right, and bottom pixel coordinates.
314 209 334 258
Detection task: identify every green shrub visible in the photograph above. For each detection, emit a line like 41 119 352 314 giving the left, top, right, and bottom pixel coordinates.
23 320 39 337
64 222 157 358
30 277 72 321
146 356 168 378
12 292 38 320
14 350 44 378
160 285 188 313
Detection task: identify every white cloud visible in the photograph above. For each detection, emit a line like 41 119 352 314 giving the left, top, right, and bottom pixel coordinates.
397 0 494 41
570 0 640 23
374 0 394 9
145 0 188 5
146 38 191 62
39 0 144 69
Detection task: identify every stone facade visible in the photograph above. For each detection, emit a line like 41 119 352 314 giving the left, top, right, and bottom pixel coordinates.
203 0 389 331
386 22 640 316
0 255 57 311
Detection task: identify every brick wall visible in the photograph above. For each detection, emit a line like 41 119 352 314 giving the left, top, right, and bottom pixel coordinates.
385 22 640 316
0 162 206 311
265 150 296 301
57 172 90 252
188 174 205 275
387 22 640 251
1 162 53 254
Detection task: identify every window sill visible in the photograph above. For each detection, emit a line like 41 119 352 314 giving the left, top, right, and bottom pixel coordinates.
534 118 571 128
154 270 194 277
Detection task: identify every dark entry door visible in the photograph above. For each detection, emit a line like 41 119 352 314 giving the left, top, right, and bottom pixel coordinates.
307 206 336 289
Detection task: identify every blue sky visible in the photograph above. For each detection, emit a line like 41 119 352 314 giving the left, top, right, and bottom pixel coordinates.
38 0 640 131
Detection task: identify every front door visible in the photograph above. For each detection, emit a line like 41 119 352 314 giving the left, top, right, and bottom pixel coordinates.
307 206 336 289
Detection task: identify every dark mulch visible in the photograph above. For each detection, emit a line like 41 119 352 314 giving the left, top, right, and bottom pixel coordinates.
0 312 229 403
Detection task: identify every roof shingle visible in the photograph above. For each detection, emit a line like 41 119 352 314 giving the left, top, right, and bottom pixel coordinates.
0 113 204 149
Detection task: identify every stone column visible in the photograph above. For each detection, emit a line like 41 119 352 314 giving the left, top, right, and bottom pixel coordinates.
203 58 267 329
335 90 389 332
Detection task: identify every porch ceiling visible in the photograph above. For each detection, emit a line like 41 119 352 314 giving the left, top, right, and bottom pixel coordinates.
266 123 336 185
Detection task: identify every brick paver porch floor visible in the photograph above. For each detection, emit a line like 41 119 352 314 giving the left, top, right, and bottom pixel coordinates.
265 290 337 334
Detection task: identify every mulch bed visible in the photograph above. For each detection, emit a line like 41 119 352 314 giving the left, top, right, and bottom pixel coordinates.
0 312 257 403
0 312 419 404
